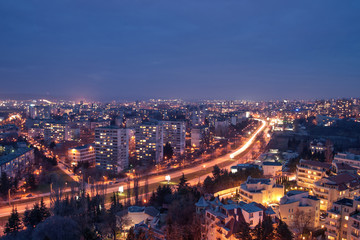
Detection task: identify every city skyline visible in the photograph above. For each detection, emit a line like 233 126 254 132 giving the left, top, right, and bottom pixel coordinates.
1 0 360 101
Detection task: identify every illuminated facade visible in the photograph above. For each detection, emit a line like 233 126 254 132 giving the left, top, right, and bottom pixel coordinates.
95 126 129 172
239 177 284 205
0 147 34 178
160 121 185 156
296 159 331 189
279 191 320 229
68 144 95 166
313 173 360 211
43 121 70 142
28 104 51 119
325 198 358 240
135 123 163 164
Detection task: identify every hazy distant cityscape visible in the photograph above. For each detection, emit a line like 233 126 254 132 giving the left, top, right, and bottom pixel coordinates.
0 98 359 239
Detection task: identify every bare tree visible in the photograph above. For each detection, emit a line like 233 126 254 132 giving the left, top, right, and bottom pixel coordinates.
325 139 333 163
293 209 313 236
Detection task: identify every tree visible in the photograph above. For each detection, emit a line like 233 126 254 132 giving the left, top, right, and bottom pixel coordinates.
212 165 221 180
39 198 50 220
23 199 50 228
178 173 188 190
25 173 37 190
275 220 293 240
31 215 81 240
293 209 313 236
235 222 252 240
4 208 22 235
252 216 274 240
163 142 174 160
202 176 214 193
0 172 11 196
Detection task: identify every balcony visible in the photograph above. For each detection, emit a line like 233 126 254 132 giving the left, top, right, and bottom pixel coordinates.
351 231 360 239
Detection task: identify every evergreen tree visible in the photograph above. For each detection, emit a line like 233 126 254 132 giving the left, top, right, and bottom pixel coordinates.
212 165 221 180
275 220 293 240
235 222 252 240
178 173 188 190
39 198 50 220
4 208 22 234
0 172 11 196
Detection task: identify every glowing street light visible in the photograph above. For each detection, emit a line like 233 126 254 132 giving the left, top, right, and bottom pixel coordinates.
119 186 124 193
165 175 171 183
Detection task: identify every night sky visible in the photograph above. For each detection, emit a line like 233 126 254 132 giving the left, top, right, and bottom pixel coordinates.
1 0 360 101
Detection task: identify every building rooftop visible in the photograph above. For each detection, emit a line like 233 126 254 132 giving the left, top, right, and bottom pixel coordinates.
299 159 332 169
71 144 93 150
334 198 353 207
195 196 209 208
246 177 271 185
240 202 263 213
286 190 307 197
333 162 356 171
262 161 282 166
0 147 33 166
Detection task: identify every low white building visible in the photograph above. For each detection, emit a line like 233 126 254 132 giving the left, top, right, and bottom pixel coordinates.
239 177 284 205
262 161 282 177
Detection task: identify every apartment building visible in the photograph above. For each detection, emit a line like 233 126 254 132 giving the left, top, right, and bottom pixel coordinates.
0 147 34 177
68 144 95 166
135 122 163 164
95 126 129 172
313 173 360 211
325 198 357 240
43 120 69 142
160 121 185 156
296 159 331 189
279 190 320 229
239 176 284 205
334 153 360 170
196 197 276 240
191 126 209 148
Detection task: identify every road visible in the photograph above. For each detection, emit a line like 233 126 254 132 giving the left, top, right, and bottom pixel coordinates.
0 119 267 219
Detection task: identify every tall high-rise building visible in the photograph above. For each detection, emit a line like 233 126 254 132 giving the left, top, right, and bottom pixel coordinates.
29 104 51 119
135 122 163 164
95 126 129 172
43 120 69 142
160 121 185 156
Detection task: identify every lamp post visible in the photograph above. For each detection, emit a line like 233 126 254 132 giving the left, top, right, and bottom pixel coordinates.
165 175 171 184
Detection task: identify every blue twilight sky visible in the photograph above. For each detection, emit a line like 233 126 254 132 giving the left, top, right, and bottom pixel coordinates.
1 0 360 101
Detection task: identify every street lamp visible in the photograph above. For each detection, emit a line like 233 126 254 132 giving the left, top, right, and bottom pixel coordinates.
119 186 124 193
165 175 171 184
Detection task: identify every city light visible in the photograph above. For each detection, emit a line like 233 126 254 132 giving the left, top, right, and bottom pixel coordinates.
165 175 171 183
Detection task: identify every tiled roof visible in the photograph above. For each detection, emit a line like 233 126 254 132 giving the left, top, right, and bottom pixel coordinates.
195 196 208 208
300 159 332 169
